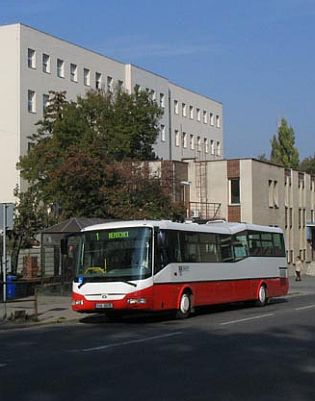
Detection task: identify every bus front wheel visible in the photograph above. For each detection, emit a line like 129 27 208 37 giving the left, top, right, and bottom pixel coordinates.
176 292 192 319
256 284 267 307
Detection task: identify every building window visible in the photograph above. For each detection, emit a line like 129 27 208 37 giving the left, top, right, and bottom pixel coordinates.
182 132 187 148
229 178 240 204
203 110 207 124
57 59 64 78
150 90 156 101
197 136 201 152
210 140 215 155
204 138 209 153
134 84 141 92
197 108 201 121
160 93 165 108
28 48 36 69
27 142 34 153
70 64 78 82
298 208 302 229
216 115 221 128
189 106 194 119
118 80 124 91
175 130 180 146
161 124 166 142
95 72 102 89
268 180 279 208
182 103 187 117
174 100 179 114
285 206 288 229
216 141 221 156
190 134 194 150
42 53 50 73
84 68 90 86
42 94 49 113
268 180 273 207
107 76 113 92
210 112 214 126
27 90 36 113
274 180 279 207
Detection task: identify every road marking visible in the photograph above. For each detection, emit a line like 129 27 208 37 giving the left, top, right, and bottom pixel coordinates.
81 331 183 352
220 313 274 326
295 304 315 311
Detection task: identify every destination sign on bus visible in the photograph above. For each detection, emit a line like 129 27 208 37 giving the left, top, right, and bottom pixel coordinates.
108 231 129 240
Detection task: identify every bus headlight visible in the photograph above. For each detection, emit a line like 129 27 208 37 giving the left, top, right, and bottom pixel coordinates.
72 300 84 306
127 298 147 305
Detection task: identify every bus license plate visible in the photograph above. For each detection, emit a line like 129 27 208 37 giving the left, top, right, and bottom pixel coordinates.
96 303 113 309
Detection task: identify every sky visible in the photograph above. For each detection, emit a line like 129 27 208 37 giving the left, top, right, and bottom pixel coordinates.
1 0 315 160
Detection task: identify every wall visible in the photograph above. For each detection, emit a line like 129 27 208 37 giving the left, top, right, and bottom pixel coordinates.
0 24 20 201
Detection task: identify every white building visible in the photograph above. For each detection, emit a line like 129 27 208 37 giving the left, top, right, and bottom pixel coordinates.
0 23 223 202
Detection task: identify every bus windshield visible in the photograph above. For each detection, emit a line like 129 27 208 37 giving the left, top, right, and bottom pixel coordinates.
76 227 152 281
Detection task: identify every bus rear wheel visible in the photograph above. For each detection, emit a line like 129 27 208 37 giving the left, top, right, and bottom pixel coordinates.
256 284 267 307
176 292 192 319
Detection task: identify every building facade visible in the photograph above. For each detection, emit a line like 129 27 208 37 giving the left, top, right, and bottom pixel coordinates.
0 23 223 202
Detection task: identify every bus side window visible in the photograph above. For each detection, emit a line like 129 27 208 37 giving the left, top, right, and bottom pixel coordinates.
220 235 233 262
248 232 262 256
154 229 165 274
159 230 182 265
233 232 248 261
200 233 219 262
273 233 286 257
261 232 273 256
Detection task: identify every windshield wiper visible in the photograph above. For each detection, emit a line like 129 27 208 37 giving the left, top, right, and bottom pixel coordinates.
121 280 137 287
77 277 137 288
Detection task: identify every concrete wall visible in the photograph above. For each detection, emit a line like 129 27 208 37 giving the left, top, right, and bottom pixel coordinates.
0 24 20 201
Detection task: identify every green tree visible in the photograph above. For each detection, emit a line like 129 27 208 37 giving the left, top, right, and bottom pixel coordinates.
257 153 269 162
299 154 315 174
10 186 52 274
270 119 299 168
17 89 185 224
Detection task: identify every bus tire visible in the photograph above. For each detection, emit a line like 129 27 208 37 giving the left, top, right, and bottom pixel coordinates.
256 284 267 307
176 292 192 319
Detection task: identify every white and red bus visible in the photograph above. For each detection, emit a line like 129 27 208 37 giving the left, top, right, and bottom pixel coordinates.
72 220 289 318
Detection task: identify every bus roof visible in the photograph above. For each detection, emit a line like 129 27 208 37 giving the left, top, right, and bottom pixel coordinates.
81 220 283 235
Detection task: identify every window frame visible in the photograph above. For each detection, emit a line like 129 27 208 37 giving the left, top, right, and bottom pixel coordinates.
42 53 50 73
28 48 36 69
57 58 65 78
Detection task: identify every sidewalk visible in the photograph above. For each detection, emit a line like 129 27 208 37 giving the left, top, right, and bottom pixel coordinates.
1 275 315 329
0 293 89 329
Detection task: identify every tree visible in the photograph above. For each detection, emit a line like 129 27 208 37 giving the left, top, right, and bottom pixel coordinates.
17 89 185 224
257 153 269 162
270 119 299 169
299 154 315 175
10 186 52 274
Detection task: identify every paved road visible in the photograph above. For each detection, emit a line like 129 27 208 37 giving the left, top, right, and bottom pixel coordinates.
1 290 315 401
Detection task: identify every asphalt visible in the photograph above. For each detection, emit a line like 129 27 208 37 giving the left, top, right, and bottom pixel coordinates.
0 274 315 330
